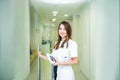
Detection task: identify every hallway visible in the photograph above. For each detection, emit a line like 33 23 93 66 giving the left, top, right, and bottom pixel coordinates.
0 0 119 80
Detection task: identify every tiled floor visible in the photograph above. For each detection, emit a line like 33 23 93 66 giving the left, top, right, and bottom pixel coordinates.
26 58 38 80
26 58 88 80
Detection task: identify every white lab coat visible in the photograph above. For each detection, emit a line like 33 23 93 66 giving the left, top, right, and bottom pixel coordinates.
52 39 78 80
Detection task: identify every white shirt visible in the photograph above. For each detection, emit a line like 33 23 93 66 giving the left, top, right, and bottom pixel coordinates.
52 39 78 80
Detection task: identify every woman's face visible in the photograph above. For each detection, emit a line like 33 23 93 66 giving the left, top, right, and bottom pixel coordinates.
59 24 67 40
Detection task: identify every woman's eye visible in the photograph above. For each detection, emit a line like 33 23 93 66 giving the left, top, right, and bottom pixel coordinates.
59 28 66 31
59 28 62 30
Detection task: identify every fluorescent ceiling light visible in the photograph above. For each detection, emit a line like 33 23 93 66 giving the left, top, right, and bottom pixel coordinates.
64 14 68 17
36 0 86 4
52 18 56 22
53 14 57 16
52 11 58 14
52 11 58 16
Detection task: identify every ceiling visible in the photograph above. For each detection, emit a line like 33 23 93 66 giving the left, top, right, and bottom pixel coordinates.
31 0 89 26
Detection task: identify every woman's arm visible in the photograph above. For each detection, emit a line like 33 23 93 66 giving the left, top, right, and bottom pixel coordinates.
54 57 77 66
38 51 48 60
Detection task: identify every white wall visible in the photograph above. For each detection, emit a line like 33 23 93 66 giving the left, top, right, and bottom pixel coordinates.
50 25 57 48
0 1 16 79
90 0 119 80
78 3 90 78
0 0 30 80
72 3 90 80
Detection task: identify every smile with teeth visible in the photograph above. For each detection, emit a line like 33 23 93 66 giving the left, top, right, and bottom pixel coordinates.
60 33 65 35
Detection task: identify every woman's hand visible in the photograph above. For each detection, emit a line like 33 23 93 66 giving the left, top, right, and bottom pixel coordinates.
53 62 60 66
53 59 60 66
53 57 78 66
53 62 58 66
38 51 42 57
37 51 48 60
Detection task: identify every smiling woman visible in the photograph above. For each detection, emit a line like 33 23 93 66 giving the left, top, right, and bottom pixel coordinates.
38 21 78 80
0 0 119 80
30 0 91 80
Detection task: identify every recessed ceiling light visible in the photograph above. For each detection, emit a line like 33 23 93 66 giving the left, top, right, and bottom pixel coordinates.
52 18 56 22
36 0 86 4
64 14 68 17
52 11 58 14
52 11 58 16
53 14 57 16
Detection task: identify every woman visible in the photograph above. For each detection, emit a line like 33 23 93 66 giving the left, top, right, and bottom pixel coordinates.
38 21 78 80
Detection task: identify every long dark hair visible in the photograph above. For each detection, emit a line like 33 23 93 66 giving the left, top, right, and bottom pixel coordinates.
54 21 72 49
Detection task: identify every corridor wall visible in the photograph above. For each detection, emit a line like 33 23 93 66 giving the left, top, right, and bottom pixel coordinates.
72 3 90 80
90 0 119 80
0 0 30 80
